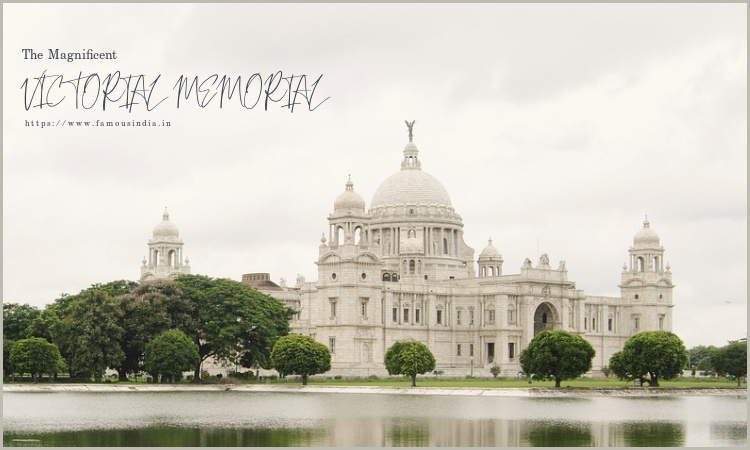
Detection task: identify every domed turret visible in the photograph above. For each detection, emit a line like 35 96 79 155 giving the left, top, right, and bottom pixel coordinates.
334 176 366 213
478 237 503 277
633 216 660 249
479 238 502 258
142 208 189 281
153 207 180 240
401 231 423 255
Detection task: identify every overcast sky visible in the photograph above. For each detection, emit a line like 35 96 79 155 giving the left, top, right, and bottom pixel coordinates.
3 3 746 348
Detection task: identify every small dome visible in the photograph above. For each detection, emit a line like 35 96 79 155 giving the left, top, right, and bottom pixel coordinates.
633 216 660 247
334 177 366 212
401 235 423 254
153 208 179 239
479 238 502 259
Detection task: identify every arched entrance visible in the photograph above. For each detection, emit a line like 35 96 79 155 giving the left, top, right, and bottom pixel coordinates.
533 302 559 335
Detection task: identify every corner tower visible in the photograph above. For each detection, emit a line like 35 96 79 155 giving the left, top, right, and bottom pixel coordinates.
619 217 674 334
140 208 191 281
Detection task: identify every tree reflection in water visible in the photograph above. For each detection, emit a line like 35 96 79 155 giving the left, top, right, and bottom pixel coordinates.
622 422 685 447
523 420 593 447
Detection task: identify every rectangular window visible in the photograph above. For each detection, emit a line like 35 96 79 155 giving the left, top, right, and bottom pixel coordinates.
508 342 515 359
469 310 474 325
469 344 474 357
508 309 516 325
608 318 613 331
330 301 337 318
403 308 410 323
584 317 588 330
457 344 462 356
437 310 443 325
361 301 367 317
592 318 596 331
486 310 495 324
658 316 664 330
634 317 640 330
329 337 336 354
415 309 421 324
393 307 398 323
456 310 462 325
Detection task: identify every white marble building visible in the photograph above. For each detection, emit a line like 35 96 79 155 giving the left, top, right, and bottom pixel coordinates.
246 127 675 378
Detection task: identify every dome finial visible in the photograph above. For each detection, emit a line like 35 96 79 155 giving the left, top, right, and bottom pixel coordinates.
346 175 354 190
163 207 170 221
643 215 650 228
405 120 416 142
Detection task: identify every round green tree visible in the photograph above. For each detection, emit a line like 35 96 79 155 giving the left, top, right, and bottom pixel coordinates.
384 340 436 387
270 335 331 385
144 330 200 383
710 341 747 386
609 331 688 387
9 337 65 382
519 330 596 387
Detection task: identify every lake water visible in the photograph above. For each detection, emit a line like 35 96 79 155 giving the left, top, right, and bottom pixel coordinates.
3 391 747 446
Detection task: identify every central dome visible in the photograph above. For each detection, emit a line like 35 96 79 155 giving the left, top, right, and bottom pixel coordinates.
370 141 453 209
371 170 453 208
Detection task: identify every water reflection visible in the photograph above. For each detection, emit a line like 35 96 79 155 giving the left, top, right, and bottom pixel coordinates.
622 422 686 447
711 422 748 447
523 420 593 447
3 392 745 447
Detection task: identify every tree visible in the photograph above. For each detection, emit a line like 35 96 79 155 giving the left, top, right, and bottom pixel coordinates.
710 341 747 386
490 365 501 379
519 330 596 388
25 282 137 380
9 337 65 382
173 275 294 382
4 339 16 379
3 303 41 342
144 330 200 383
64 289 126 380
116 280 194 380
384 340 436 387
270 335 331 385
609 331 688 387
687 344 718 376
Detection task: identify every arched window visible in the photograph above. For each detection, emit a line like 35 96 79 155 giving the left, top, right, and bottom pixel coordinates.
337 226 345 245
383 273 391 282
489 266 495 276
443 238 448 254
354 227 362 245
409 260 416 274
154 250 160 265
168 250 175 267
392 273 398 282
637 257 644 272
653 256 659 271
481 267 486 277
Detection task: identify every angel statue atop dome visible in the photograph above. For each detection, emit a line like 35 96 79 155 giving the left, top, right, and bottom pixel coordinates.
405 120 416 142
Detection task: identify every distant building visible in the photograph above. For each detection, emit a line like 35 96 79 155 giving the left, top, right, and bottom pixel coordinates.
140 208 190 281
246 126 675 377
